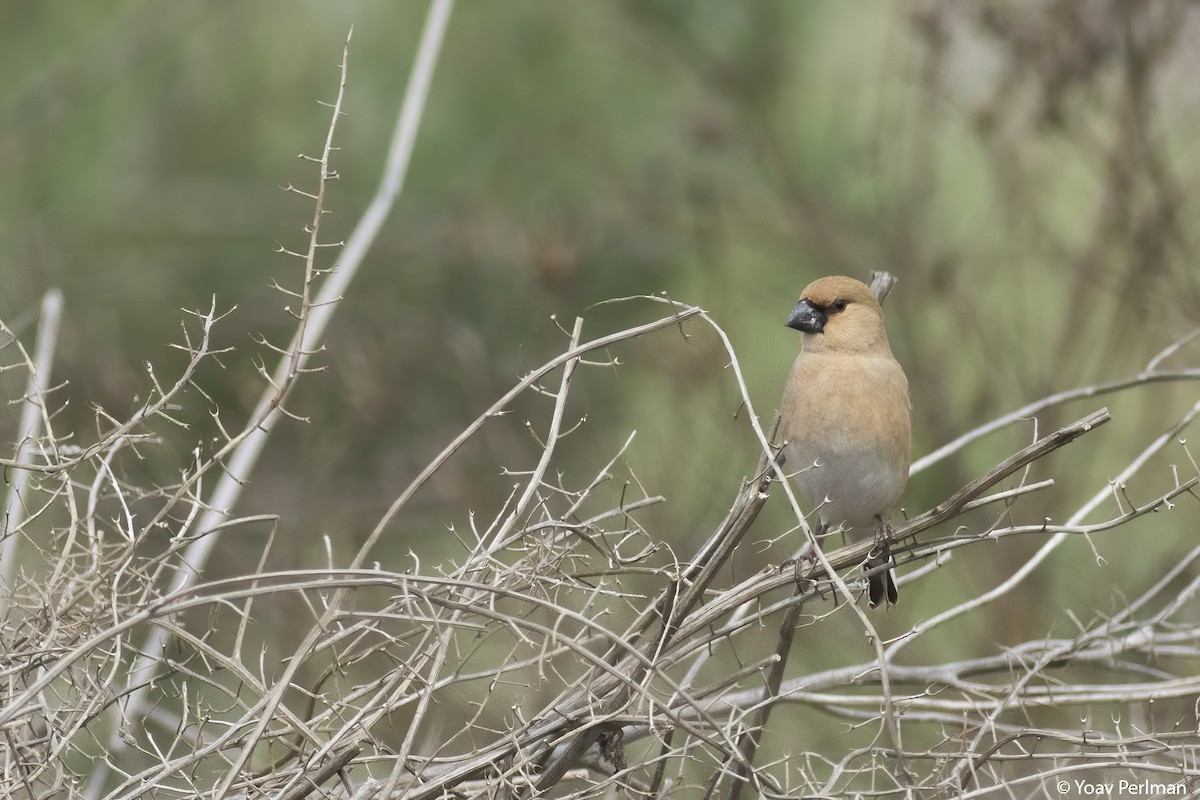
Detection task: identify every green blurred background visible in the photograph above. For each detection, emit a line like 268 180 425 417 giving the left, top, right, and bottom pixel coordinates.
4 1 1199 673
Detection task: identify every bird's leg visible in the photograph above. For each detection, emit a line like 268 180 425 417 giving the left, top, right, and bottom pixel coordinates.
870 518 892 563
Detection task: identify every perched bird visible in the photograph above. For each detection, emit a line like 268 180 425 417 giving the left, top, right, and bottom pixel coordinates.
778 276 911 606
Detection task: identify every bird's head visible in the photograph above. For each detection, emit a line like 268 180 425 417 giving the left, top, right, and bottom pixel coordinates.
785 276 891 353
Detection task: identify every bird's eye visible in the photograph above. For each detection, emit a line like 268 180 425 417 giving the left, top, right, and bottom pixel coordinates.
832 299 848 312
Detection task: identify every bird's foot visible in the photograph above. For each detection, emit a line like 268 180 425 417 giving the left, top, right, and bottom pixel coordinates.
869 521 894 565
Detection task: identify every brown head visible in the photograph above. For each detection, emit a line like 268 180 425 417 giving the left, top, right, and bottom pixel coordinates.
785 275 892 354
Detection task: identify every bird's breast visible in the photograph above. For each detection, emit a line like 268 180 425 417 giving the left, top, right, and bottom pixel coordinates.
780 351 911 528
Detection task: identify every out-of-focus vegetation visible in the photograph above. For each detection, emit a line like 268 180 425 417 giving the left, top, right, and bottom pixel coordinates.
4 0 1200 773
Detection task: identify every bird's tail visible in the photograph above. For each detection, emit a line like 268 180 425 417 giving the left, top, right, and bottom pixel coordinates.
866 557 898 607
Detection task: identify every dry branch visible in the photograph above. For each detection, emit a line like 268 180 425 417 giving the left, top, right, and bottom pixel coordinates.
6 7 1200 799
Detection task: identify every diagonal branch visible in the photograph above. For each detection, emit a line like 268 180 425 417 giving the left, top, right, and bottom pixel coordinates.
668 407 1112 647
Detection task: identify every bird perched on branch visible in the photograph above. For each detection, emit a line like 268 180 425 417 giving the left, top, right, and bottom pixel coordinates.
779 275 911 606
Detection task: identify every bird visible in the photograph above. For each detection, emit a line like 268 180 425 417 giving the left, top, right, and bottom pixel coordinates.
778 275 911 607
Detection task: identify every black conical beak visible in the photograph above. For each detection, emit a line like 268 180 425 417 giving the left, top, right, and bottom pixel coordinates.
785 299 826 334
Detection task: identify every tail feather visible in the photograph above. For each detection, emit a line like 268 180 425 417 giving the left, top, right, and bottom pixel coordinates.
867 560 898 607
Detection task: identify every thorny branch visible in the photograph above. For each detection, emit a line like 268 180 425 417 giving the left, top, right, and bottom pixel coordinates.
4 269 1199 800
5 7 1200 800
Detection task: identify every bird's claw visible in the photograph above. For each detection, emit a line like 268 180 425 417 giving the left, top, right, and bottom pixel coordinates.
869 521 894 566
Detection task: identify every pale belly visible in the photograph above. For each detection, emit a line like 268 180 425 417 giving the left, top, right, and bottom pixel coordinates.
784 440 906 530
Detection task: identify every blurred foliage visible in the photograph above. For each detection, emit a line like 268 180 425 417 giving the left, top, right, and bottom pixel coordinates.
3 0 1200 706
